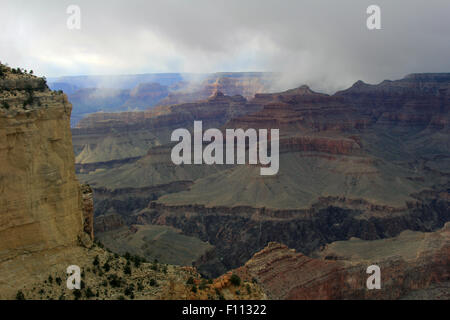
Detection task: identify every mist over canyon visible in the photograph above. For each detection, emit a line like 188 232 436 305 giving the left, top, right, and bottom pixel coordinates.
71 71 450 297
0 56 449 299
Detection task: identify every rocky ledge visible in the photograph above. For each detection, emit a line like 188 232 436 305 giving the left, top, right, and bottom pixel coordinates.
234 222 450 299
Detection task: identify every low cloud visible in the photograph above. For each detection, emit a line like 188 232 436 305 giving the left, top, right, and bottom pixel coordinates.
1 0 449 93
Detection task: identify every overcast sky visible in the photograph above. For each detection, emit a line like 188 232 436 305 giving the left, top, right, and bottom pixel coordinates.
1 0 450 92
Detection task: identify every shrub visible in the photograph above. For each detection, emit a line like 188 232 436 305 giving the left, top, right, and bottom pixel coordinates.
2 101 10 109
108 274 122 288
124 285 134 298
93 255 99 266
230 274 241 286
149 279 157 287
191 285 197 293
124 252 131 261
199 279 208 290
186 277 194 285
16 291 25 300
133 257 141 268
124 265 131 275
73 290 82 300
103 262 111 272
85 287 95 299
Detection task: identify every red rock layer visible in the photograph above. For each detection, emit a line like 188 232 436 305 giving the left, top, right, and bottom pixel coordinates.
235 223 450 299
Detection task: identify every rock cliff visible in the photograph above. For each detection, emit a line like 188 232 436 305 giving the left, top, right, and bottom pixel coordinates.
0 64 93 298
0 64 263 300
235 222 450 299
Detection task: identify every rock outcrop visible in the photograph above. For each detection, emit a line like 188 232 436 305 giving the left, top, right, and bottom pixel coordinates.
0 65 93 298
235 222 450 299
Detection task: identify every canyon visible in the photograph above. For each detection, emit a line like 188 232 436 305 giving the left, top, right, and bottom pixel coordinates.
49 72 275 127
235 221 450 299
1 62 448 299
71 71 449 300
0 64 263 300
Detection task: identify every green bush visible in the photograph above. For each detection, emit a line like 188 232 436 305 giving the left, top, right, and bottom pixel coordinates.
230 274 241 286
124 265 132 275
85 287 95 299
108 274 122 288
16 290 25 300
124 285 134 298
103 262 111 272
133 257 141 268
186 277 194 285
199 279 208 290
73 290 82 300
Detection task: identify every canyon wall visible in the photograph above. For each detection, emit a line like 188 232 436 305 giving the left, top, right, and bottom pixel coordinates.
235 221 450 299
0 66 93 298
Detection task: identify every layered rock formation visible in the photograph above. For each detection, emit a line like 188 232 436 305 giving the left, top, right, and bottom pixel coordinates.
235 222 450 299
0 65 259 300
72 72 449 293
157 73 274 106
72 91 260 165
51 72 275 127
0 65 94 298
0 64 269 300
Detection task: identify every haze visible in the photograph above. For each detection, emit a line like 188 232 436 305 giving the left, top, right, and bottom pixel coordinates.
1 0 450 92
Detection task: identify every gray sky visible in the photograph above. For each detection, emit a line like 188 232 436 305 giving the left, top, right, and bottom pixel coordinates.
1 0 450 92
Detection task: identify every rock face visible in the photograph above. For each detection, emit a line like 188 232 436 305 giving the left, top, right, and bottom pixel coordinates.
235 222 450 299
0 65 93 298
73 72 449 288
156 73 273 106
139 193 449 278
72 91 260 165
81 184 94 240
